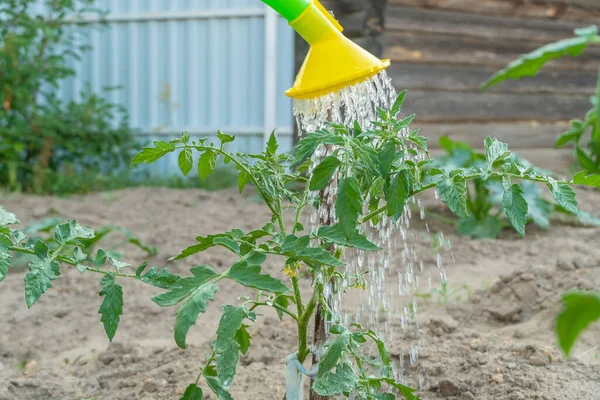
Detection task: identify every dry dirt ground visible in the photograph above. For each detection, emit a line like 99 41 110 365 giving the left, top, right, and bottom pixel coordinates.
0 187 599 400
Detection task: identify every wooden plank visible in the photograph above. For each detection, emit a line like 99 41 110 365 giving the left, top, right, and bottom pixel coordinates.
388 63 598 95
386 6 589 42
399 90 591 122
388 0 600 18
428 148 574 172
384 30 600 71
416 122 570 149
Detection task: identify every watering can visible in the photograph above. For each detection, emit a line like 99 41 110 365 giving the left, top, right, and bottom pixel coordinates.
262 0 390 99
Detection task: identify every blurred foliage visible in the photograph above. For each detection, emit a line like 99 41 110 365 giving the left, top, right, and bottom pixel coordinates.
0 0 137 193
481 25 600 174
429 136 600 239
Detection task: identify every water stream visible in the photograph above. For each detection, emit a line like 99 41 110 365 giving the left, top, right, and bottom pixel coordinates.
293 71 451 389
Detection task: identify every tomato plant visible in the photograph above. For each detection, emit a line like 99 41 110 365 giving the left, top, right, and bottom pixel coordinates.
481 25 600 174
2 93 599 399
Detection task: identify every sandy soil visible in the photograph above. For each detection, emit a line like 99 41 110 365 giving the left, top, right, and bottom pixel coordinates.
0 187 599 400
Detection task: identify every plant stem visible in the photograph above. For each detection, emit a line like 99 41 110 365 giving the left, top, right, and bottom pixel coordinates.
292 276 304 316
248 301 298 320
297 283 322 363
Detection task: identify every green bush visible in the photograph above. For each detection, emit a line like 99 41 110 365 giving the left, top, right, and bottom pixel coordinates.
0 0 137 193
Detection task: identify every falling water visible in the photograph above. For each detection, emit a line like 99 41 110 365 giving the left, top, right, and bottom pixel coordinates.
293 71 450 390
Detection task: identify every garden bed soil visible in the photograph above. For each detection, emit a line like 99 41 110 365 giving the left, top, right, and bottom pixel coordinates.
1 187 599 400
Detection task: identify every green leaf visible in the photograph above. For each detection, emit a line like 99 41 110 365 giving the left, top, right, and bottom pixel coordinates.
152 265 217 307
318 329 351 379
548 179 578 216
377 142 397 176
519 181 551 229
484 137 509 167
279 234 345 267
131 141 176 165
217 341 240 388
390 90 407 117
385 169 413 220
436 174 469 217
336 177 363 237
228 255 289 293
180 384 203 400
266 131 278 156
205 376 233 400
575 146 600 173
0 235 13 282
140 267 181 289
54 220 95 244
98 274 123 341
556 291 600 357
235 324 252 355
73 247 88 274
93 249 131 270
274 294 291 321
0 206 19 226
213 306 256 352
217 131 235 145
24 254 61 308
457 216 503 239
316 224 380 251
572 170 600 187
213 237 240 255
172 232 241 260
310 156 342 191
178 148 193 176
174 283 218 348
385 379 422 400
237 170 251 193
198 150 217 180
313 362 358 396
502 180 528 237
480 35 597 90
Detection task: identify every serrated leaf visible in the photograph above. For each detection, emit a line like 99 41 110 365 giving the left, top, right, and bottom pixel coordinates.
205 376 233 400
217 131 235 145
213 237 240 255
235 324 252 355
73 247 87 274
436 174 469 217
198 150 217 180
336 177 363 237
385 169 413 221
228 256 289 293
180 384 203 400
391 90 407 117
266 131 278 156
237 170 250 193
54 220 95 244
521 181 552 229
502 180 528 237
178 148 193 176
548 180 578 216
24 257 61 308
575 146 600 173
152 265 217 307
481 35 596 90
310 156 342 191
572 171 600 188
174 283 218 348
0 206 19 226
94 249 130 270
98 274 123 341
131 141 176 165
484 137 509 167
318 329 350 379
172 232 242 260
274 295 290 321
313 362 358 396
385 379 422 400
217 341 240 388
317 224 380 251
213 306 255 352
279 234 344 267
140 267 181 289
0 235 13 282
556 291 600 357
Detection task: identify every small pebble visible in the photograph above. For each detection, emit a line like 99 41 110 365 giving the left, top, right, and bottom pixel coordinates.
142 378 158 393
491 374 504 384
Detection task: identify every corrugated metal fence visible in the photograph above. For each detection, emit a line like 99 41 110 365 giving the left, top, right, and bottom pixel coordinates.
54 0 295 175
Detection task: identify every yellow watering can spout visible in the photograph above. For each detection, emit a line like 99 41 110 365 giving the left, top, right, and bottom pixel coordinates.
261 0 390 100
